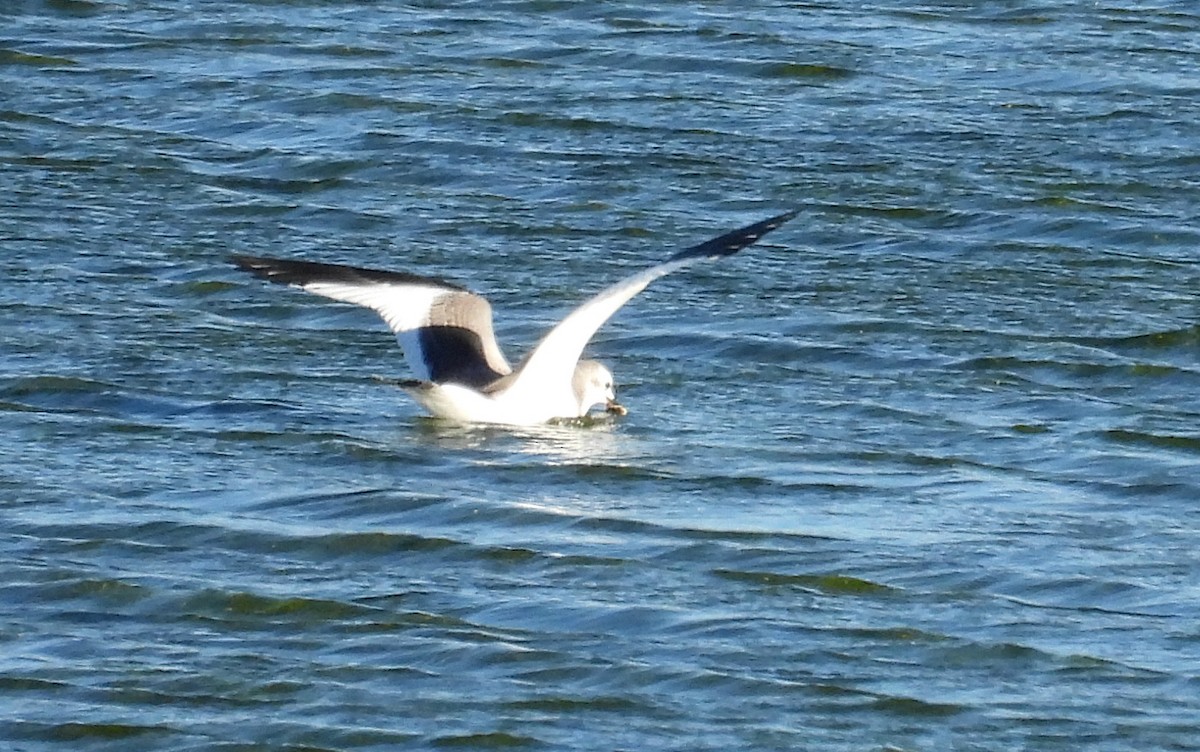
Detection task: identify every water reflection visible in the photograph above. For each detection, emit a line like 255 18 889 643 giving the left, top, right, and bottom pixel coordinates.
411 415 638 467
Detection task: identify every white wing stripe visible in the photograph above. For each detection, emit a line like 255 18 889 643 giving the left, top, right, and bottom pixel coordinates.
300 282 448 331
503 257 697 401
298 281 454 381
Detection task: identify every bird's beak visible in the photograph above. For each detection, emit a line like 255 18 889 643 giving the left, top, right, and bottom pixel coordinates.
605 400 628 416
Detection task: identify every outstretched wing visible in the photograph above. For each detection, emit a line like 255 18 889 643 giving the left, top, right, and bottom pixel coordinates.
231 256 512 387
500 210 799 400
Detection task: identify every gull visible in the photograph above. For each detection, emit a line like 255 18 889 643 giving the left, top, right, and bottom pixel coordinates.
232 210 797 425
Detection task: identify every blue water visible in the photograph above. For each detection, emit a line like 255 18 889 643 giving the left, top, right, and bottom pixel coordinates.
3 1 1199 750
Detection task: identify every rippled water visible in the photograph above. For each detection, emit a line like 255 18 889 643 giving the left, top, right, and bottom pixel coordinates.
3 1 1200 749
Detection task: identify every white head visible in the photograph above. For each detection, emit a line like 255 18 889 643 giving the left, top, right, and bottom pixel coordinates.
571 359 627 418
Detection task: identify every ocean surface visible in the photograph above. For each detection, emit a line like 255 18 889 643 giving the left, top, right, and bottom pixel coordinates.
3 1 1199 749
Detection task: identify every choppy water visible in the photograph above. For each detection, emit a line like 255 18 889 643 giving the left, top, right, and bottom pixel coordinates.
3 1 1200 750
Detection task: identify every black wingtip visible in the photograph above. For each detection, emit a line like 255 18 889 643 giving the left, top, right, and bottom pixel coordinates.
229 254 469 292
669 209 800 262
230 254 294 284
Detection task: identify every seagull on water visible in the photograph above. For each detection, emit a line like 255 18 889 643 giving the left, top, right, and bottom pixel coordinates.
232 210 797 425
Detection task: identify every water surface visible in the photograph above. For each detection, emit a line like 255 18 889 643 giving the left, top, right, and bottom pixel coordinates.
3 1 1199 749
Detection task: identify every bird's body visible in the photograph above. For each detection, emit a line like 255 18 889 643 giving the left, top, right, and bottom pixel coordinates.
232 210 796 425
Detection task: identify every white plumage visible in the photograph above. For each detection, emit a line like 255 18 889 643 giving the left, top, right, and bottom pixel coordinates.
232 210 797 425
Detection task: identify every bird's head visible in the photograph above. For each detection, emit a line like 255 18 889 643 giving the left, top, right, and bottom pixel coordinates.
572 359 627 418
